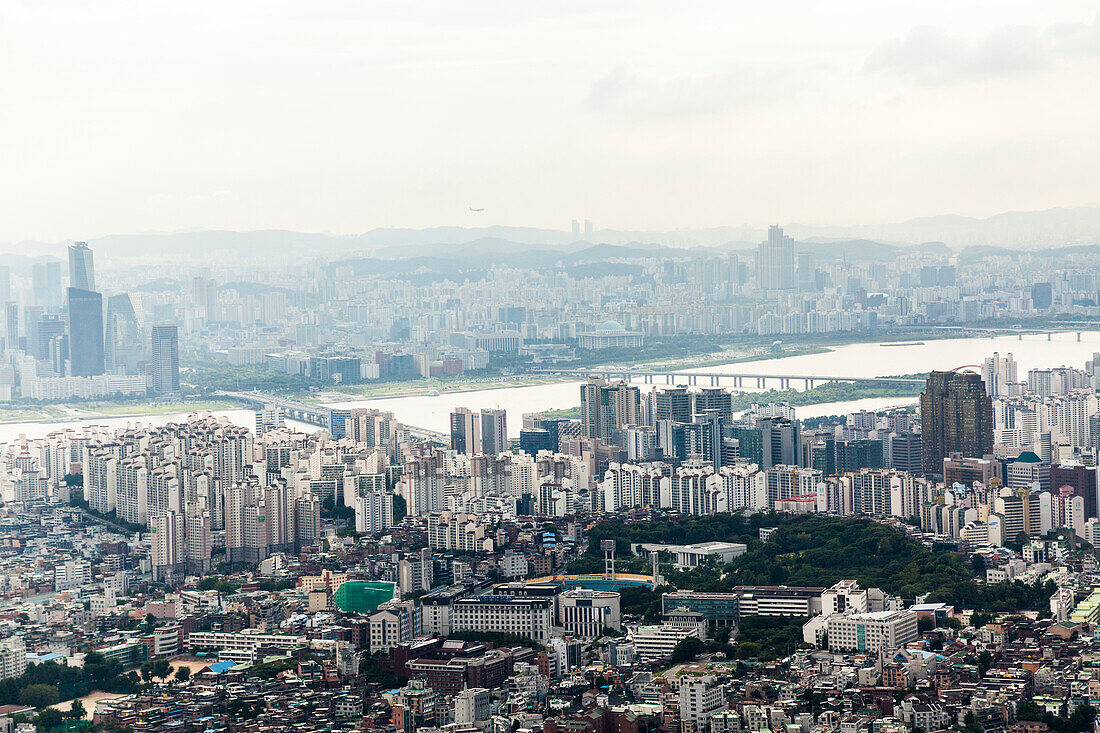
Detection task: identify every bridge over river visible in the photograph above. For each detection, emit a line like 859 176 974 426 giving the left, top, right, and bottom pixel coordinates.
530 369 926 391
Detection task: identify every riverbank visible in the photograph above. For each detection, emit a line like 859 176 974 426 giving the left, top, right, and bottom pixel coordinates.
0 400 236 426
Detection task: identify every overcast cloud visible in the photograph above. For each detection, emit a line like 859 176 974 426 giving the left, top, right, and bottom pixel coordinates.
0 0 1098 243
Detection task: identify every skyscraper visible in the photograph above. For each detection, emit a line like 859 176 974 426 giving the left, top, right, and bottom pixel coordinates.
150 324 180 393
981 352 1017 397
2 302 17 352
450 407 481 455
580 377 641 445
34 313 66 363
480 408 507 455
34 260 63 310
920 371 994 474
68 241 95 292
66 287 104 376
756 225 797 291
105 294 143 373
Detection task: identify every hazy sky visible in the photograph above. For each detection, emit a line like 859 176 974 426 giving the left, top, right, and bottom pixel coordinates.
1 0 1099 242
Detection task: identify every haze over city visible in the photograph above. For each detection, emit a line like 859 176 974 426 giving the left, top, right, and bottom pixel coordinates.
2 0 1100 244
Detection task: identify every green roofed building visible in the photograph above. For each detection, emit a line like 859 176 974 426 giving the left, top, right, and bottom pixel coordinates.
333 581 396 614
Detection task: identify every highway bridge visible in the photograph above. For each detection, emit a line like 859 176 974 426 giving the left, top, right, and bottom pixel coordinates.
932 326 1093 340
530 369 926 390
218 391 447 442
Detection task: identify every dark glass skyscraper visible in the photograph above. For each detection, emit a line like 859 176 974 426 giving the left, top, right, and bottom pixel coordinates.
106 293 143 373
150 324 180 393
920 371 993 474
66 287 104 376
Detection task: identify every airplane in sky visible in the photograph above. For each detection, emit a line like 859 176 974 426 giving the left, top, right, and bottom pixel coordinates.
469 207 484 212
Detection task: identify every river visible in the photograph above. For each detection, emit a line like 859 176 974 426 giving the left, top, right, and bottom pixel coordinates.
2 331 1098 443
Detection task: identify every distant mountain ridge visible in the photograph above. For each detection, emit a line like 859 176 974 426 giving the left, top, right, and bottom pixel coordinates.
4 205 1099 264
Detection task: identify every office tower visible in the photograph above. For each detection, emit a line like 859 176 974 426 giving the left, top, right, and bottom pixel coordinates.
191 276 219 324
150 324 180 393
519 428 552 456
2 302 16 351
761 417 800 468
834 438 884 474
655 387 692 423
920 371 993 474
105 294 143 373
887 432 923 475
22 306 41 356
33 260 63 310
450 407 482 455
34 314 66 363
796 252 816 289
580 377 641 444
32 263 46 306
694 387 733 422
66 288 104 376
981 352 1017 397
571 220 581 239
480 408 507 455
1031 282 1053 310
756 224 796 291
68 241 95 291
45 261 62 309
583 219 593 240
0 267 9 303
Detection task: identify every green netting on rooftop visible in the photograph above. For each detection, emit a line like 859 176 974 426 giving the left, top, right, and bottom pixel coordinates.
333 581 395 613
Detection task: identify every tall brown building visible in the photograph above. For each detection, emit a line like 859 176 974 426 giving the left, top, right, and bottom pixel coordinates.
1051 463 1098 519
920 371 993 475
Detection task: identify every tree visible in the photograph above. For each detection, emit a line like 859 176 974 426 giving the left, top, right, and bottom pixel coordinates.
140 662 154 683
963 711 983 733
69 698 87 720
970 612 993 628
735 642 762 659
1067 704 1097 733
917 616 935 633
34 707 64 732
970 554 987 576
19 683 60 708
153 659 172 681
670 636 705 663
175 666 191 683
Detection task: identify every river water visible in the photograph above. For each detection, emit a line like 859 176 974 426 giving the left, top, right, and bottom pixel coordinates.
2 331 1098 443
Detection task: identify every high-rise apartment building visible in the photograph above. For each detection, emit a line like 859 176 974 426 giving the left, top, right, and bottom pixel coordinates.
981 352 1017 397
756 225 797 291
66 287 104 376
920 371 993 474
580 377 640 445
150 324 180 393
